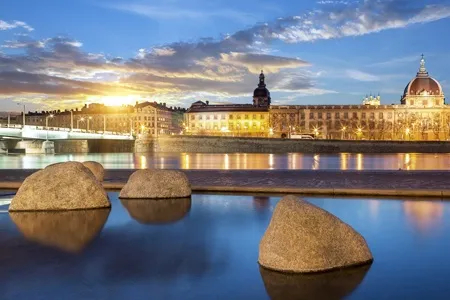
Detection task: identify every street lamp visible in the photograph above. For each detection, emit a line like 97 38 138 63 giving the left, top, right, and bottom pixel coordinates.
341 126 347 140
77 117 85 129
17 103 26 128
356 127 363 140
313 127 319 138
87 116 92 132
141 125 146 134
45 114 54 140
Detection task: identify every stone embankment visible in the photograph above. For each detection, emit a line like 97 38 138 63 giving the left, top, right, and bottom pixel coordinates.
150 135 450 153
2 169 450 198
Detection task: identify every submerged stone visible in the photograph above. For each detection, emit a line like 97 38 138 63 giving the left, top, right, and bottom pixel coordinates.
121 198 191 224
9 161 110 211
82 161 105 182
119 169 191 199
10 209 110 253
259 195 373 273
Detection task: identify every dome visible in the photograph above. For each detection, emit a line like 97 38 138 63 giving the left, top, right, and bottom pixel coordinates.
403 55 443 96
254 87 270 98
404 77 442 96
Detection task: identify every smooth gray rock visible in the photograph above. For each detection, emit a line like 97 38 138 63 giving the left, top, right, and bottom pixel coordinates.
82 161 105 182
119 169 191 199
259 195 373 273
9 161 110 211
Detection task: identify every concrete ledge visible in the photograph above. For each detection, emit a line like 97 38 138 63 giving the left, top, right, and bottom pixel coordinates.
1 180 449 198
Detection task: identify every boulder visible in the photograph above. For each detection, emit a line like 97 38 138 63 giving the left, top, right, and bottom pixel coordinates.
259 264 371 300
10 209 110 253
259 195 373 273
119 169 191 199
9 161 110 211
82 161 105 182
121 198 191 224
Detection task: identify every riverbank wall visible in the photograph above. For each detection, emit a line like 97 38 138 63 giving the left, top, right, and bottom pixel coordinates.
144 135 450 153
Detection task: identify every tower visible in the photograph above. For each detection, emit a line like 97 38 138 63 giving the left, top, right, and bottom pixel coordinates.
253 70 271 107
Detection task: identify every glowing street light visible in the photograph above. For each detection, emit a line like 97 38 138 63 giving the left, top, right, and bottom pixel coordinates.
141 125 146 134
269 127 274 136
341 126 347 140
45 114 54 140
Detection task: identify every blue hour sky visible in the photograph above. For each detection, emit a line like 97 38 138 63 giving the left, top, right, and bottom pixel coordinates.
1 0 450 111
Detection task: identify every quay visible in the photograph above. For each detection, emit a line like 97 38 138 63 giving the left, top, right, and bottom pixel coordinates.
1 169 450 198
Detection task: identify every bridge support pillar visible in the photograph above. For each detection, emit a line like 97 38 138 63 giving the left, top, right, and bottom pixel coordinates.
15 140 55 154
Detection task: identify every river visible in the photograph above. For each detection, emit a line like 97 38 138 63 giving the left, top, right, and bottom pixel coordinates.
0 152 449 170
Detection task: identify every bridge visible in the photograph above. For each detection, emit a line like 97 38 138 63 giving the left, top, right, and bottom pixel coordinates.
0 125 134 140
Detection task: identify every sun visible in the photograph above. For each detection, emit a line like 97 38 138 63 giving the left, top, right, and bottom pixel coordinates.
86 95 139 107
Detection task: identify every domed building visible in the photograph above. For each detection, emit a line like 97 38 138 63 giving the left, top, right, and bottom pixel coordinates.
253 70 271 107
401 55 445 106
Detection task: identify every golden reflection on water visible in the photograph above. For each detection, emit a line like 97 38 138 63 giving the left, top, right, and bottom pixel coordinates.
172 152 450 170
356 153 363 171
403 201 444 233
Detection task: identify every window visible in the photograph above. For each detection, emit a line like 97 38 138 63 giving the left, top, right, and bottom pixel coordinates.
335 112 340 119
237 115 241 119
410 100 415 105
326 112 331 119
245 115 249 119
353 112 358 119
344 112 348 119
191 115 195 120
379 112 383 119
214 115 218 120
310 112 314 119
300 113 305 119
318 112 323 119
435 99 440 105
423 100 428 106
229 123 234 130
370 112 374 119
388 112 393 119
362 112 366 119
253 114 256 119
229 115 233 120
199 115 202 120
206 115 210 120
260 114 265 120
221 115 225 120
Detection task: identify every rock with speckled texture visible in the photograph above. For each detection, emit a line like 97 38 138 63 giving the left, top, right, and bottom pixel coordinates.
82 161 105 182
9 161 110 211
259 195 373 273
119 169 191 199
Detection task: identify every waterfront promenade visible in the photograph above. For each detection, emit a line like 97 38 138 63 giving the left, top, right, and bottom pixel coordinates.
1 169 450 198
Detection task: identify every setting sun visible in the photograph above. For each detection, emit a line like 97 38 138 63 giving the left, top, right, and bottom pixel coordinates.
86 95 140 107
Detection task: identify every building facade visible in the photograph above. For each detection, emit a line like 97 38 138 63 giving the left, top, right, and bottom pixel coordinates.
21 102 185 136
185 71 271 137
185 56 449 140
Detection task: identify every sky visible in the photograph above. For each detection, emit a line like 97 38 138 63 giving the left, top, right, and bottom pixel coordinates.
1 0 450 112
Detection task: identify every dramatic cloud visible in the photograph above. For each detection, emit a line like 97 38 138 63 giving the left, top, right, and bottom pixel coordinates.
0 20 34 31
1 0 450 109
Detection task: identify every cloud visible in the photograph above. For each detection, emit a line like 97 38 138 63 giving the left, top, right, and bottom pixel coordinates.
346 69 380 81
2 0 450 109
0 20 34 31
369 55 422 67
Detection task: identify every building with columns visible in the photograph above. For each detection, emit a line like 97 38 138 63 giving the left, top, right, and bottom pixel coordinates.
185 56 449 141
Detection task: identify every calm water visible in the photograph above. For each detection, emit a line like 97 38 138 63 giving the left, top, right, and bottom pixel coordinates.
1 193 450 299
1 152 450 170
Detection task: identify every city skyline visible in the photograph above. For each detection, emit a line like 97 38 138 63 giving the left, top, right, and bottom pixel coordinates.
1 0 450 112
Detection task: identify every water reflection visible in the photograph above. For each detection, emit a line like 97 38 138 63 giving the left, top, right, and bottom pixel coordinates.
9 209 110 253
259 264 371 300
1 152 450 170
253 196 270 211
120 198 191 224
403 201 444 233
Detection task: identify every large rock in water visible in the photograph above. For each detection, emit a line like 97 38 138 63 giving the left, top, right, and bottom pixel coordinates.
121 198 191 224
9 162 110 211
119 170 191 199
82 161 105 182
259 195 373 273
10 209 110 253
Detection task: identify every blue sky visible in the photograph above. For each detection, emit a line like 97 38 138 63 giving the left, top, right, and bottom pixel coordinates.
1 0 450 111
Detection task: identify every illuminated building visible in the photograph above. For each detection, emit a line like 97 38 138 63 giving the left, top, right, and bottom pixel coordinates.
21 102 185 136
186 55 448 140
184 71 270 137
